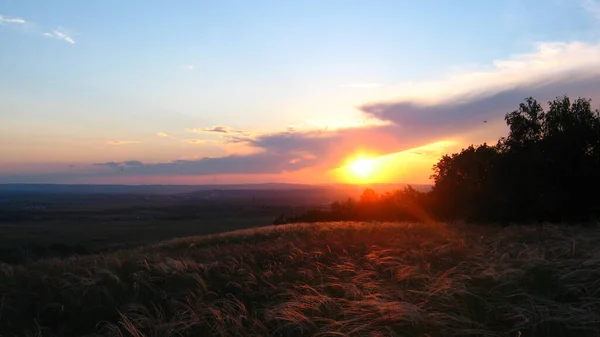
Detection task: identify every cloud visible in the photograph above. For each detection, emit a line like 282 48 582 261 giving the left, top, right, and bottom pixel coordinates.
582 0 600 20
106 140 141 146
188 126 250 135
95 161 122 169
123 160 144 167
196 40 600 176
43 28 75 44
359 42 600 134
95 161 144 170
92 153 318 176
157 132 169 138
76 39 600 179
185 139 214 144
0 15 76 44
224 135 254 144
7 36 600 183
0 14 26 24
184 65 195 71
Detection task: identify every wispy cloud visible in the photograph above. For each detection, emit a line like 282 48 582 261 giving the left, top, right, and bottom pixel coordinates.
185 139 212 144
0 14 26 24
187 125 253 144
43 28 75 44
94 161 144 170
188 126 251 136
582 0 600 20
1 14 76 44
157 132 169 138
224 135 255 144
106 140 140 146
90 152 319 176
184 65 195 71
293 118 390 131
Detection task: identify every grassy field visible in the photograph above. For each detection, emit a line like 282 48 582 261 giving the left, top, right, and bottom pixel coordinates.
1 221 600 336
0 217 275 263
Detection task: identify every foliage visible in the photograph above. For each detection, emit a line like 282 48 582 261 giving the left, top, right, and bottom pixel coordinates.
431 95 600 222
2 221 600 336
275 186 432 224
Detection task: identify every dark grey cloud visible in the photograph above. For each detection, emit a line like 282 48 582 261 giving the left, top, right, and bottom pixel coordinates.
194 126 250 136
123 160 144 167
224 135 253 144
94 160 144 170
93 152 318 176
360 74 600 133
248 125 416 159
204 126 235 133
95 161 122 169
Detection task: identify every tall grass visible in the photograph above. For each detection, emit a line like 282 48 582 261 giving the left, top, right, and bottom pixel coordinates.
1 221 600 336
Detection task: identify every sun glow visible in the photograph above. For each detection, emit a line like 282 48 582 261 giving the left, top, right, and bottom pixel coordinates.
331 140 458 184
350 158 375 177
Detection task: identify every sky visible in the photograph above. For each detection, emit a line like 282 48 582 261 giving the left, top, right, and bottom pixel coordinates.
2 0 600 185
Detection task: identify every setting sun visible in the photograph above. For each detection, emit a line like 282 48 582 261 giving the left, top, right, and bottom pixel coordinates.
350 158 375 177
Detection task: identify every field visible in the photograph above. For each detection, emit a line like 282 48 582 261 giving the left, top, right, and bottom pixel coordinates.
2 221 600 336
0 188 335 263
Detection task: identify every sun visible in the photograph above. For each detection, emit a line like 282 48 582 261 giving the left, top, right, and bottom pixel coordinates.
350 158 375 177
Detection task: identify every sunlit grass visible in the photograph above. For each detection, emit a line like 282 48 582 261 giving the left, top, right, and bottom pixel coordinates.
1 221 600 336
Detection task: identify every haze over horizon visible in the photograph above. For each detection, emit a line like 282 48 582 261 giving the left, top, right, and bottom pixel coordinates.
3 0 600 185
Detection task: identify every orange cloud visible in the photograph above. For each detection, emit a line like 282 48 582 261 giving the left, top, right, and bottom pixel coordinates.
106 140 140 146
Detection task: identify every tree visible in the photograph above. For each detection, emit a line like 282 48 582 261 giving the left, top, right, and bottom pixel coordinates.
359 189 379 204
430 143 499 220
430 95 600 222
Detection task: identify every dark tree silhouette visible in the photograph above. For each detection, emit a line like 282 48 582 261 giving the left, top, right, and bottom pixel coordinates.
431 95 600 222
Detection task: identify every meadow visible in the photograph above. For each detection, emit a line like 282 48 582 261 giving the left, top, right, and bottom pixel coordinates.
1 221 600 336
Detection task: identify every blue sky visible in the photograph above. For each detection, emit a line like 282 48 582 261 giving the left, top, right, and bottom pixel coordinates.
2 0 600 184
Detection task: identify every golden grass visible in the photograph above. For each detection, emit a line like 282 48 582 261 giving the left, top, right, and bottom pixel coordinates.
1 221 600 336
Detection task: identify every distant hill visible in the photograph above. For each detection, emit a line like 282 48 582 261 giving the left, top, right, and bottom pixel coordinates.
0 183 431 195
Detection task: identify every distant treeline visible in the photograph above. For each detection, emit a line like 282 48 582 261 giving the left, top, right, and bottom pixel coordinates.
276 95 600 224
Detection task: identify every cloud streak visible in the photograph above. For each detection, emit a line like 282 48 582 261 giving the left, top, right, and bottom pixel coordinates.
582 0 600 20
92 153 318 176
1 14 76 44
0 14 26 24
95 161 144 170
43 29 76 44
106 140 141 146
188 126 250 135
185 139 216 144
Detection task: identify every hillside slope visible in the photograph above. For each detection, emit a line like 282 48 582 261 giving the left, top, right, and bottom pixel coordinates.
1 222 600 336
